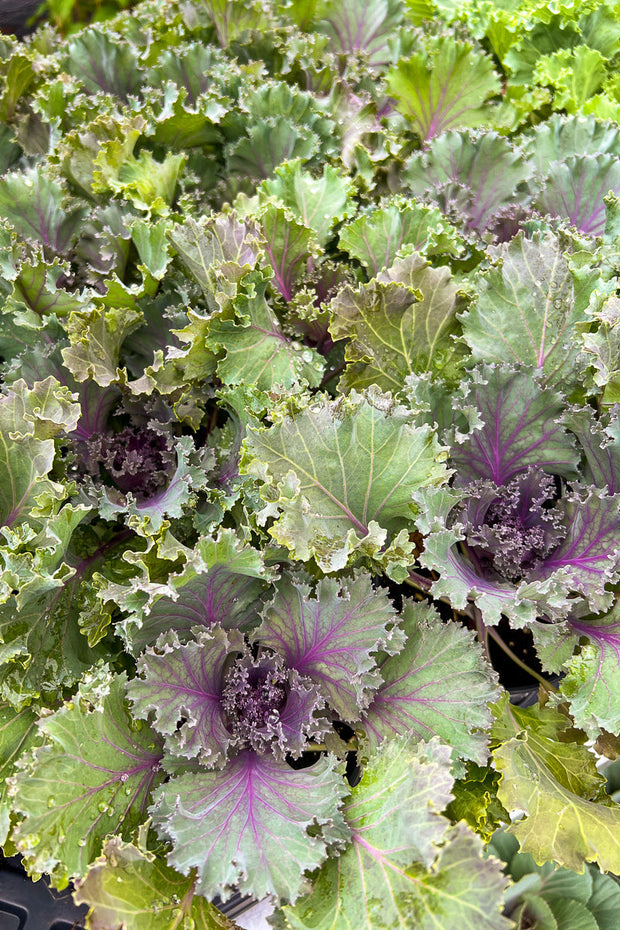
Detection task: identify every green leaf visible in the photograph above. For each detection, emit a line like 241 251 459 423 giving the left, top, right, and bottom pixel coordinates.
152 751 349 903
444 762 509 841
9 255 86 318
169 213 262 312
330 252 462 393
65 28 142 99
386 36 501 140
556 602 620 738
203 0 271 47
579 292 620 407
119 528 273 654
240 387 448 575
0 378 79 530
362 600 500 766
533 46 608 114
338 197 464 274
207 279 324 390
460 231 592 389
257 202 319 301
0 168 88 253
278 737 511 930
61 304 144 386
0 703 38 846
74 837 236 930
10 670 164 888
96 148 186 217
0 519 120 707
258 159 356 246
0 48 37 122
492 696 620 874
588 863 620 930
314 0 404 68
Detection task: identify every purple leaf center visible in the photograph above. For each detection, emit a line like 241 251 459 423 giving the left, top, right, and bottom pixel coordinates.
221 655 289 752
89 424 176 501
464 470 565 583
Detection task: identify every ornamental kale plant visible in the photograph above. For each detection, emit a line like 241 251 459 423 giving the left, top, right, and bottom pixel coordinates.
1 1 620 928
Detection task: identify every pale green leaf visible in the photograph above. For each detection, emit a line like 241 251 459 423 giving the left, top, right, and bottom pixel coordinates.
74 837 236 930
0 702 38 846
10 670 164 888
387 36 501 140
278 737 511 930
338 197 464 274
492 696 620 874
258 159 356 246
533 47 608 114
61 305 143 386
555 602 620 738
330 253 461 393
240 387 448 574
460 231 591 388
207 280 324 390
168 214 262 312
0 379 79 530
362 600 500 765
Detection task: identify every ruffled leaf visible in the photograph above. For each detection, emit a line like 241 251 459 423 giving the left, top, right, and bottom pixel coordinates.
151 751 349 902
61 304 143 387
461 231 593 388
387 36 501 140
0 168 88 253
330 253 461 393
258 159 355 247
10 670 164 889
207 279 324 390
362 600 500 765
563 406 620 494
403 130 533 241
532 488 620 615
241 387 448 576
338 197 464 274
0 514 124 708
492 696 620 875
202 0 271 48
0 378 80 530
278 736 511 930
535 155 620 238
128 628 245 765
74 837 236 930
556 603 620 738
256 573 401 721
168 213 262 313
0 702 38 846
120 530 271 654
314 0 404 68
450 365 580 485
533 47 607 115
65 28 142 99
524 114 620 174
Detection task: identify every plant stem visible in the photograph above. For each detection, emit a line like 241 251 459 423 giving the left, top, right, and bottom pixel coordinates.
404 570 432 592
319 361 346 388
486 626 556 691
470 603 490 662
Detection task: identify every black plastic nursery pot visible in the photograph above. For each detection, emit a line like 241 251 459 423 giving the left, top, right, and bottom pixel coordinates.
0 853 87 930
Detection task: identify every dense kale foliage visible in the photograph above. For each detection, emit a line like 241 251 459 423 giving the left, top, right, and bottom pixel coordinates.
0 0 620 927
